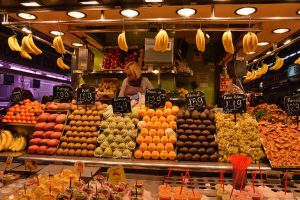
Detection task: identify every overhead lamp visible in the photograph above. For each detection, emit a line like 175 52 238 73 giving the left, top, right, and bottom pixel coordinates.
72 42 83 47
20 1 41 7
152 70 159 74
272 28 290 34
46 74 68 80
79 1 99 5
266 51 272 55
120 9 140 18
235 7 257 16
17 12 37 20
176 8 197 17
253 59 257 62
67 11 86 19
297 10 300 15
205 33 210 38
247 51 256 55
50 30 64 36
144 0 164 2
284 39 291 45
258 42 270 46
10 66 41 75
22 27 32 34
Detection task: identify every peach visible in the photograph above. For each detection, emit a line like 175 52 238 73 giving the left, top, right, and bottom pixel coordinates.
159 116 166 123
151 151 160 160
151 116 158 123
134 150 143 159
157 143 165 152
168 151 176 160
156 129 165 137
139 143 148 152
164 108 172 117
155 109 164 117
143 116 151 122
140 128 148 137
142 150 152 159
160 150 168 160
146 121 154 130
153 136 161 144
148 143 156 152
148 129 157 137
147 109 155 117
144 136 152 144
161 136 169 145
165 143 174 152
136 135 144 144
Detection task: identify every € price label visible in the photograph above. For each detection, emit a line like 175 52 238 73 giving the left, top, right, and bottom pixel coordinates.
76 87 96 105
74 161 85 173
107 166 126 185
24 160 37 171
222 94 246 114
5 156 13 171
53 85 73 103
112 97 131 114
145 89 166 109
11 90 22 103
186 91 206 110
284 96 300 116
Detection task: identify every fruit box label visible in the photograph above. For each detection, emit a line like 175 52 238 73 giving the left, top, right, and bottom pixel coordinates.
284 96 300 116
107 166 126 185
145 89 166 109
186 91 206 110
112 97 132 114
222 94 246 114
76 87 96 105
53 86 73 103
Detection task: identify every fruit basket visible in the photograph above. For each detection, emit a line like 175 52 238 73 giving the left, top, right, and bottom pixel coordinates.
96 78 118 100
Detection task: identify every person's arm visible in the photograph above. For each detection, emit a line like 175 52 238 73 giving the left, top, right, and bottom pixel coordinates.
118 78 128 97
144 77 154 90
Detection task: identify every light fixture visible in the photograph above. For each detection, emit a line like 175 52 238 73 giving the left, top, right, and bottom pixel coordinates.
50 30 64 36
258 42 270 46
72 42 83 47
253 59 257 62
152 70 159 74
144 0 164 2
176 8 197 17
20 1 41 7
284 39 291 45
79 1 99 5
46 74 68 80
67 11 86 19
17 12 37 20
297 10 300 15
246 51 256 55
120 9 140 18
235 7 257 16
10 66 41 75
22 27 32 34
266 51 272 55
205 33 210 38
272 28 290 34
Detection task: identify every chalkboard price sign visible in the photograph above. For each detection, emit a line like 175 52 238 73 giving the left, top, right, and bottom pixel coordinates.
145 89 166 109
53 85 73 103
284 96 300 116
222 94 246 114
11 90 22 103
77 87 96 105
112 97 131 114
186 91 206 110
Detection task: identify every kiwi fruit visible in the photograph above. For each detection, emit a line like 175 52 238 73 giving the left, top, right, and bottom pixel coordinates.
193 119 202 125
80 137 87 144
62 149 69 156
189 124 198 130
207 125 216 133
71 126 78 132
198 136 206 142
74 143 81 149
199 112 207 120
200 154 209 161
185 129 193 135
184 141 193 148
208 112 215 121
210 153 218 162
179 124 189 129
60 142 68 148
66 131 72 137
64 125 71 131
67 143 75 149
69 121 76 126
81 149 88 157
75 149 81 156
192 130 201 136
198 148 206 155
192 154 201 161
202 141 209 148
178 135 188 142
86 138 93 144
188 135 197 142
177 129 185 135
188 147 198 154
177 119 185 125
179 147 189 153
69 149 75 156
209 141 218 148
61 136 67 142
193 141 202 148
81 143 88 149
177 153 184 161
88 150 94 157
206 148 215 155
207 135 215 142
177 110 184 119
201 130 210 136
56 148 64 155
203 120 212 126
186 119 194 125
191 110 199 119
184 153 192 161
87 144 95 150
177 141 185 148
77 126 83 132
198 124 206 130
184 110 190 119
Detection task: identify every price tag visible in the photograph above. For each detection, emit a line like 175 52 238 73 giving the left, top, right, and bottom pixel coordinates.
24 160 37 171
222 94 246 114
284 96 300 116
107 166 126 185
76 87 96 105
145 89 166 109
186 91 206 110
74 161 85 173
112 97 131 114
11 90 22 103
53 85 73 103
5 156 13 171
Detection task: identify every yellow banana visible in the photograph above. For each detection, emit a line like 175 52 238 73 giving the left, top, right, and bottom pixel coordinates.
154 29 169 52
242 34 249 54
8 35 21 51
294 56 300 64
117 31 128 52
269 57 284 71
21 35 35 54
261 63 268 75
222 30 234 54
0 131 7 151
243 32 258 54
20 46 32 60
57 57 70 70
53 37 62 54
27 34 42 55
19 137 27 151
196 29 205 52
56 36 66 54
222 31 229 53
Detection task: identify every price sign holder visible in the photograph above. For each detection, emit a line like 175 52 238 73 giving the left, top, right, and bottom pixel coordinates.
76 87 96 105
24 160 37 171
186 91 206 110
284 95 300 125
145 89 166 109
222 94 246 123
53 85 73 103
11 90 22 104
107 166 126 185
112 97 131 114
74 161 85 174
4 156 13 173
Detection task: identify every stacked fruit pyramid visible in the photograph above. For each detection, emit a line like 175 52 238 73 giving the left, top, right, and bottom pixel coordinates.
0 130 27 152
94 108 139 158
28 112 66 155
56 102 107 157
176 107 218 162
134 102 178 160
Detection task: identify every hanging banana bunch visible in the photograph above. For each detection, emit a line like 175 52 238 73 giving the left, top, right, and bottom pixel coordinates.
8 35 21 52
56 57 70 70
269 56 284 71
21 34 42 55
243 63 269 83
222 30 235 54
53 35 66 54
243 32 258 54
195 29 205 52
294 56 300 65
154 29 169 52
118 31 128 52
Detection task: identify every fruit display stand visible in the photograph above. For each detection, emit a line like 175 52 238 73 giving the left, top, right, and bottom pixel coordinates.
2 123 35 139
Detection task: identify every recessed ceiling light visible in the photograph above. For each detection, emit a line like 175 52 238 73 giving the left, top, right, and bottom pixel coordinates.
258 42 270 46
272 28 290 34
79 1 99 5
50 31 64 36
67 11 86 19
284 39 291 45
205 33 210 38
235 7 257 16
120 9 140 18
253 59 257 62
266 51 272 55
22 27 32 34
247 51 256 55
17 13 37 20
297 10 300 15
144 0 164 2
72 42 83 47
20 2 41 7
176 8 197 17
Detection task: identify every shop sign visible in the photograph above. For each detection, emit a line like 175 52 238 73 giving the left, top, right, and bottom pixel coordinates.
284 96 300 116
107 166 126 185
186 91 206 110
76 87 96 105
222 94 246 114
53 85 73 103
112 97 131 114
145 89 166 109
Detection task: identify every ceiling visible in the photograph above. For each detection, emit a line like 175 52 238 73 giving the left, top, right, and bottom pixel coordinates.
1 1 300 66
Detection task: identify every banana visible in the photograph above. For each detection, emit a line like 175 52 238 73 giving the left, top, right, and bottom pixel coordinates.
269 57 284 71
20 46 32 60
154 29 169 52
27 34 42 55
117 31 128 52
57 57 70 70
196 29 205 52
222 31 229 53
11 138 20 151
18 137 27 151
222 30 234 54
8 138 16 150
53 36 66 54
13 36 22 51
21 35 35 54
261 63 269 75
4 130 13 150
294 56 300 65
243 32 258 54
242 34 249 54
53 37 62 54
8 35 21 52
13 138 22 151
0 131 7 151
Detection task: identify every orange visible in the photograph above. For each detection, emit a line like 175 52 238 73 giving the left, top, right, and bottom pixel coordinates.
136 136 144 144
134 150 143 159
158 116 166 123
153 121 161 130
139 109 147 118
144 136 152 145
161 136 168 145
169 121 177 130
142 151 152 159
151 151 160 160
148 143 156 152
143 115 151 122
147 109 155 117
157 143 165 152
151 116 158 123
6 112 13 116
168 151 176 160
165 143 174 152
2 119 7 122
163 108 172 117
160 150 169 160
168 135 177 144
146 121 153 129
153 136 161 144
155 109 164 117
156 129 165 137
167 115 176 123
171 106 179 115
165 101 172 109
9 108 15 112
140 128 148 137
139 143 148 152
162 122 169 130
15 108 20 112
148 129 157 137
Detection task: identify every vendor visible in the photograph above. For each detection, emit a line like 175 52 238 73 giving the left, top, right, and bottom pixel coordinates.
118 61 153 97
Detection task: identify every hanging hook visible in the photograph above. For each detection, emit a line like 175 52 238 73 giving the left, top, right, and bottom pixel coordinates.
248 16 251 32
11 28 17 36
58 20 62 33
274 52 279 58
122 18 125 32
